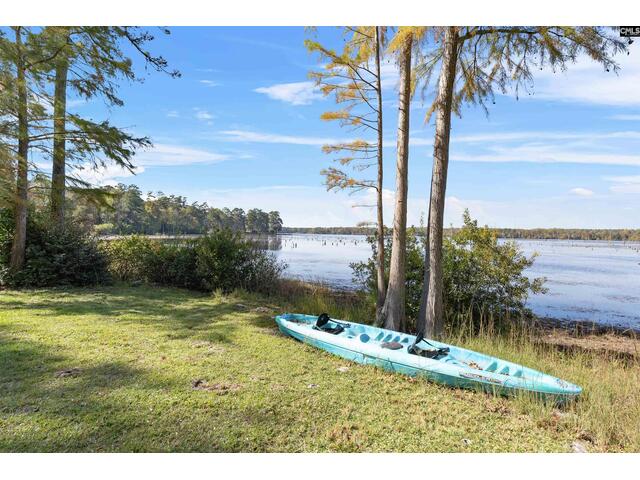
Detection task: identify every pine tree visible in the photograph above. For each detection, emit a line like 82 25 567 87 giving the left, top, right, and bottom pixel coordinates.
416 26 628 337
307 26 388 321
0 27 55 270
44 26 179 226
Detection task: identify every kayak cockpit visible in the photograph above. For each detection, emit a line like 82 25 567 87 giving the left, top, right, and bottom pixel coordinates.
326 315 527 377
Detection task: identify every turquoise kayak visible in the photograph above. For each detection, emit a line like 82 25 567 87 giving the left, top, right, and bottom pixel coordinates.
275 313 581 402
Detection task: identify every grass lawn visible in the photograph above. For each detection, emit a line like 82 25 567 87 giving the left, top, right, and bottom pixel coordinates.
1 285 638 452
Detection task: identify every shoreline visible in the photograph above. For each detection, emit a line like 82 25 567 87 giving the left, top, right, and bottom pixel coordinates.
281 278 640 335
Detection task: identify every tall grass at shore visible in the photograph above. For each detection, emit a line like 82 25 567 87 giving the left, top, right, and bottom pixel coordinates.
267 279 640 451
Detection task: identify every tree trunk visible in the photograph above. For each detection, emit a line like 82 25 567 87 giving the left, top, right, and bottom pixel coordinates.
51 50 69 225
9 28 29 272
424 27 459 338
378 34 412 332
416 192 432 334
374 26 387 322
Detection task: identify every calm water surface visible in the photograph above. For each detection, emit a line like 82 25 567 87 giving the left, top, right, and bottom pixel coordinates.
271 234 640 330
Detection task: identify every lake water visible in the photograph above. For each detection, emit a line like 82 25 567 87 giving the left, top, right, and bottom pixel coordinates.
270 234 640 330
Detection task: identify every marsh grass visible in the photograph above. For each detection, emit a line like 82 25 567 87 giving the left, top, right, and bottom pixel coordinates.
1 283 638 452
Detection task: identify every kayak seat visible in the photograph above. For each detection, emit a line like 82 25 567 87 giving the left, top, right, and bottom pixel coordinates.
313 324 344 335
313 313 345 335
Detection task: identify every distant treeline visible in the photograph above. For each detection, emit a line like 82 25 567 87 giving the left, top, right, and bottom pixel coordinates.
29 178 283 236
282 226 640 241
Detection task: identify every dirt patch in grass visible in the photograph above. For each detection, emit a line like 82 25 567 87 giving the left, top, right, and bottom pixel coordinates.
539 330 640 362
191 379 242 394
54 368 82 378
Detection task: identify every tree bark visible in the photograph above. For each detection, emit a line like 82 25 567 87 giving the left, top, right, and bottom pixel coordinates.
374 26 387 322
9 28 29 272
378 33 412 332
51 51 69 225
424 27 459 338
416 192 432 334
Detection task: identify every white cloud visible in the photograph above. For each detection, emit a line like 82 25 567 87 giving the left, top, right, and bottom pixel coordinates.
443 195 640 229
199 80 220 87
136 143 229 167
525 44 640 106
34 143 233 184
71 164 140 186
604 175 640 194
218 129 341 146
194 108 215 121
216 128 640 160
193 185 427 228
67 98 88 109
453 130 640 144
380 61 400 90
452 143 640 166
217 129 432 148
199 185 365 227
569 187 594 197
166 110 180 118
254 81 323 106
195 184 637 229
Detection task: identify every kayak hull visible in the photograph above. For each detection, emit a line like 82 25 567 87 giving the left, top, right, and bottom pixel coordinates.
275 313 581 402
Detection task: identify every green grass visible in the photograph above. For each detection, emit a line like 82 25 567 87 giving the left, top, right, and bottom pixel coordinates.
1 284 638 452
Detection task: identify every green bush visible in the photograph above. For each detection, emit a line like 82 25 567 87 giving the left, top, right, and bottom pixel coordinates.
352 210 546 332
102 230 285 293
0 209 109 288
100 235 160 283
0 208 15 282
442 212 546 323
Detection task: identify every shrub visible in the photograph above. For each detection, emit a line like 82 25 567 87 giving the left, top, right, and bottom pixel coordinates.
352 210 546 332
158 244 201 290
442 212 546 324
101 235 155 283
0 208 15 283
0 209 109 287
102 230 285 293
195 230 285 293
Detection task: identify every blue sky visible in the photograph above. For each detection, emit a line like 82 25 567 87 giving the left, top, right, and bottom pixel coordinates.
66 27 640 228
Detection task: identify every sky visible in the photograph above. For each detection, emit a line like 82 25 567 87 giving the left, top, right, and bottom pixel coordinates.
64 27 640 228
